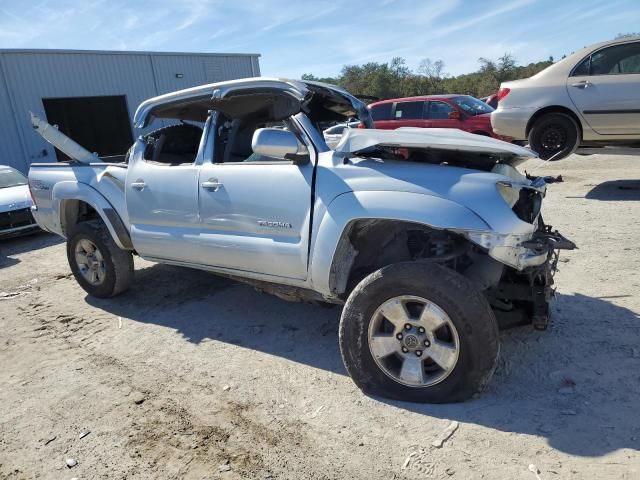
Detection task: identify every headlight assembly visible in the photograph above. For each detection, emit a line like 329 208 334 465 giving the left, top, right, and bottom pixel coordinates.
496 181 543 223
496 181 520 208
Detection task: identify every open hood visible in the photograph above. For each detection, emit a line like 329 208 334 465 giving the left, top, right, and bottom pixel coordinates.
334 128 537 169
133 78 373 128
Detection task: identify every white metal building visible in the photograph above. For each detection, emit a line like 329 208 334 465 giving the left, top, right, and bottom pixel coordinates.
0 49 261 172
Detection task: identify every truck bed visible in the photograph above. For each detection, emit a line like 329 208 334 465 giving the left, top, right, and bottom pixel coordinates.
28 161 129 238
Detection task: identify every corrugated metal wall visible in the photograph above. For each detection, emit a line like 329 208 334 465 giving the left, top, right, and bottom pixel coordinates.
0 59 29 171
0 50 260 172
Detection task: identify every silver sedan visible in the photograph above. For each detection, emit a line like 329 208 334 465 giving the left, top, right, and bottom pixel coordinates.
492 36 640 160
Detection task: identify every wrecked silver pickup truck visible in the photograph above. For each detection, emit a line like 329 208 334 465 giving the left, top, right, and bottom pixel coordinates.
28 78 574 403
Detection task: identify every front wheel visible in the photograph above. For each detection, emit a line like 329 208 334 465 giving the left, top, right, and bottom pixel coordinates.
67 220 134 298
528 113 580 160
339 262 499 403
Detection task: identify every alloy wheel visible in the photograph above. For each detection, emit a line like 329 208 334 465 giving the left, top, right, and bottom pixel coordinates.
368 295 460 387
74 239 106 286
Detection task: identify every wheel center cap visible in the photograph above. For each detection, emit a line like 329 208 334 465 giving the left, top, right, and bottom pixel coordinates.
403 334 419 349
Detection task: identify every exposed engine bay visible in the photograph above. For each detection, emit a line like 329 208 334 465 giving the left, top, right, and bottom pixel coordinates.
349 144 527 172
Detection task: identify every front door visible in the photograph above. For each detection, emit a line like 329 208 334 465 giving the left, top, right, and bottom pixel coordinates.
567 41 640 135
197 120 314 280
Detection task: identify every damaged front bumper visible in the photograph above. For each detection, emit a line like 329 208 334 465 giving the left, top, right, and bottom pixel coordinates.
472 224 576 330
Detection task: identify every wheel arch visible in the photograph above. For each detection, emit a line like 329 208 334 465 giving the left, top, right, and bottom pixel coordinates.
310 191 491 299
53 182 132 250
329 219 474 299
525 106 583 139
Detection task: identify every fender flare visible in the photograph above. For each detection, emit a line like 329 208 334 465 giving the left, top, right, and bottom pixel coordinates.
51 181 133 250
309 190 490 297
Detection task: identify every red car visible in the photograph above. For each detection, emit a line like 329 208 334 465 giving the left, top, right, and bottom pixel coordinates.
367 94 504 139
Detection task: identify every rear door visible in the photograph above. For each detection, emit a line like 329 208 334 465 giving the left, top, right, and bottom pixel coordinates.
426 100 463 130
391 100 428 129
567 41 640 135
125 126 203 263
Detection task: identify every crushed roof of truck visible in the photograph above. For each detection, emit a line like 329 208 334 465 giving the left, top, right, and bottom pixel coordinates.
133 77 372 128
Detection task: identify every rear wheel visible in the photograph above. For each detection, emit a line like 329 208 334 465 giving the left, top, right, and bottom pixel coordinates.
67 220 133 298
528 113 580 160
339 262 499 403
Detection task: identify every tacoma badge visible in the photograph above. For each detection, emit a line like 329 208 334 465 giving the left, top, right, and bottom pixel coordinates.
258 220 292 229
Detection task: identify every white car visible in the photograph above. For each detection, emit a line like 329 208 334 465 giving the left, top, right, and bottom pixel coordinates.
0 166 39 238
492 36 640 160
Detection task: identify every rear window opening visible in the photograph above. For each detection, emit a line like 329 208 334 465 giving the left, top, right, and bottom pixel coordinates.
142 123 203 166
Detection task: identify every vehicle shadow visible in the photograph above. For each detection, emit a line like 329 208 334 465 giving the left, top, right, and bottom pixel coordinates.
585 179 640 201
0 255 19 269
87 262 640 458
86 263 346 373
0 231 62 269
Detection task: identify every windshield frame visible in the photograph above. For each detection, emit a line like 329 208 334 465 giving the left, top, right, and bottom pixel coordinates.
451 95 495 116
0 167 27 189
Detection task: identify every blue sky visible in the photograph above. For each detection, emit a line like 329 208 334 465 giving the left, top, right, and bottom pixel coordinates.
0 0 638 78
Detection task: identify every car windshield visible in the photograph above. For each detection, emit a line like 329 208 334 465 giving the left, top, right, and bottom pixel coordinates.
451 95 494 115
0 168 27 189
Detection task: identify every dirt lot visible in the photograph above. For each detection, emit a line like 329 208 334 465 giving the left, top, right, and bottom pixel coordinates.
1 153 639 479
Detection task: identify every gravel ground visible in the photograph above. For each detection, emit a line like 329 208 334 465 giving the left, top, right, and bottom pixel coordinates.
1 153 639 479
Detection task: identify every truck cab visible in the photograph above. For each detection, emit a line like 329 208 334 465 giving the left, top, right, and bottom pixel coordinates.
125 79 370 280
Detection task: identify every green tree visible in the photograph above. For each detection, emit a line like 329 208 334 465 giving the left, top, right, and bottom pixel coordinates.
301 52 556 100
418 58 447 94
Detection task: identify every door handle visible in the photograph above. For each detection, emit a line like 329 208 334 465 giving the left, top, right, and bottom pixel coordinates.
571 81 592 89
201 179 223 191
130 180 146 191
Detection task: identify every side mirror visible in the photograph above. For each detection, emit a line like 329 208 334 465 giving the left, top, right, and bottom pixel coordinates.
448 110 461 120
251 128 309 164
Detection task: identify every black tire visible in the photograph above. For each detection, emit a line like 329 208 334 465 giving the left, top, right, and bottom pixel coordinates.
528 113 580 160
339 262 499 403
66 220 134 298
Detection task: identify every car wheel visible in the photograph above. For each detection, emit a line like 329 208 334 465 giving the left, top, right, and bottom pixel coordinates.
528 113 580 160
66 220 133 298
339 261 499 403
